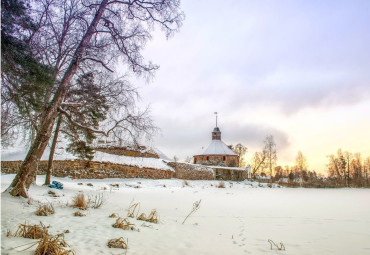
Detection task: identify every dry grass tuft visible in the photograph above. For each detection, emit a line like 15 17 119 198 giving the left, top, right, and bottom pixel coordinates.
27 197 34 205
35 203 55 216
73 211 86 217
127 202 140 218
7 229 12 237
70 193 88 210
110 183 120 188
48 190 59 197
35 233 75 255
87 183 93 187
137 213 147 221
137 209 159 224
141 223 153 228
107 237 128 250
112 217 138 231
12 222 48 239
146 209 159 223
109 213 119 218
268 239 285 250
217 181 225 188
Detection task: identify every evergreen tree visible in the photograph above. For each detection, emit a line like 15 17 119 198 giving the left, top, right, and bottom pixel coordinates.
1 0 54 145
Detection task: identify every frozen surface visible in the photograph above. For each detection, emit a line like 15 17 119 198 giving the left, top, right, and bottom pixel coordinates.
1 174 370 254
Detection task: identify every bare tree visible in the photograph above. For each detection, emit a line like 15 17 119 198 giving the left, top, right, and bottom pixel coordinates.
328 149 351 186
231 143 247 167
5 0 184 197
343 151 352 187
263 135 277 180
364 157 370 187
251 152 266 178
350 153 362 187
295 151 307 186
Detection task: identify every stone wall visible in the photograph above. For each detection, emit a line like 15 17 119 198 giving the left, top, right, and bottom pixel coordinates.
193 155 239 167
211 167 247 181
167 162 215 180
94 146 159 158
1 160 174 179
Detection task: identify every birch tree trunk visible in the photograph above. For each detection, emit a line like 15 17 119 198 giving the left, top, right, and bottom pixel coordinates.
45 115 62 185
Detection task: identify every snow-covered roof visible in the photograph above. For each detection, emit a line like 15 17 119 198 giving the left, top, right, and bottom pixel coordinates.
195 140 237 156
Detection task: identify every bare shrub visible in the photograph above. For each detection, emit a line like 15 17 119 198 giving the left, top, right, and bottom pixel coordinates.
109 213 119 218
88 193 105 209
77 183 83 185
110 183 120 188
107 237 128 250
73 211 86 217
127 202 140 218
87 183 93 187
112 217 138 231
182 199 201 224
35 203 55 216
12 222 48 239
137 209 159 224
217 181 225 188
268 239 285 250
70 193 88 210
35 233 75 255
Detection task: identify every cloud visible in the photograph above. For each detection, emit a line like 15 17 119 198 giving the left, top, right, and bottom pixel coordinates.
136 0 370 115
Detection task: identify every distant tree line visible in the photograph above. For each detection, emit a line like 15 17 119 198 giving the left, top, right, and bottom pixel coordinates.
231 134 370 188
327 149 370 188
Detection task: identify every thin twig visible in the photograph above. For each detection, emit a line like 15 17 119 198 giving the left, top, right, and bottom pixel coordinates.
182 199 201 224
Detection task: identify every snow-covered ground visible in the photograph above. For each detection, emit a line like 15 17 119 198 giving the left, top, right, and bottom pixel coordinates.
1 174 370 254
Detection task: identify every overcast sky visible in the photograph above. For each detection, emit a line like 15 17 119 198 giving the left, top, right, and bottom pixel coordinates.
129 0 370 172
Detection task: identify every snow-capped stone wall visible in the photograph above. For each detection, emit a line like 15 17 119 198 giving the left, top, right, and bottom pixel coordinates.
94 146 160 158
1 160 174 179
167 162 215 180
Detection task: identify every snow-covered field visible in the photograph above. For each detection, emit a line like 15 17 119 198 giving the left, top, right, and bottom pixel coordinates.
1 174 370 254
